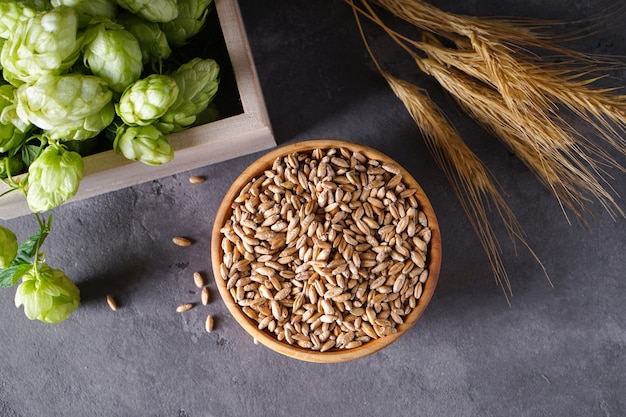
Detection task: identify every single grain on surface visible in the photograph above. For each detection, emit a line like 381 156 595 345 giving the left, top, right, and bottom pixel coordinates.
106 295 118 311
173 237 192 247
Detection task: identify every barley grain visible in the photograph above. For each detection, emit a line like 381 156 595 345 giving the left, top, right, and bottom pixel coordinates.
106 295 118 311
345 340 363 349
275 287 291 300
176 303 193 313
259 285 274 300
201 287 210 305
172 237 192 247
189 175 206 184
193 272 205 288
205 315 215 332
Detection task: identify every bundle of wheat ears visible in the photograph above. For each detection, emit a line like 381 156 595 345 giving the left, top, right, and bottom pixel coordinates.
346 0 626 299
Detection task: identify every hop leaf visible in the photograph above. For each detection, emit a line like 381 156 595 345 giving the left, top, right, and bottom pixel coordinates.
0 154 23 179
25 143 84 213
15 73 114 141
113 124 173 166
0 224 18 268
14 264 80 323
115 74 179 126
0 6 83 86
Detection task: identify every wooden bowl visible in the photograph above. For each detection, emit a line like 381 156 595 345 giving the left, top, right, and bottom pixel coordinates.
211 139 441 362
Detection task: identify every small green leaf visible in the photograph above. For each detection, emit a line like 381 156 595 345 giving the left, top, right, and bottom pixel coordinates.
13 229 46 264
0 264 30 287
21 144 42 167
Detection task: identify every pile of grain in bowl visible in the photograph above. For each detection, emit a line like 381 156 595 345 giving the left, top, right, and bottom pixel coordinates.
218 146 432 352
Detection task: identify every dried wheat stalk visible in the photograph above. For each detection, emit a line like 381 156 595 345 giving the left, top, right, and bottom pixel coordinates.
383 72 550 298
347 0 626 295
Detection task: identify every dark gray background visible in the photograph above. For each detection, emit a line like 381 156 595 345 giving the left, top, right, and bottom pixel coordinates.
1 1 625 416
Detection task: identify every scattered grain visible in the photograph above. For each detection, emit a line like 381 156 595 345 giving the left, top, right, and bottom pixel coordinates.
172 237 192 247
106 295 118 311
201 287 210 305
176 303 194 313
205 315 215 332
193 272 205 288
189 175 206 184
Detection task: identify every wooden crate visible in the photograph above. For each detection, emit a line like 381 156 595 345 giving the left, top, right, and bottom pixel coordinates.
0 0 275 220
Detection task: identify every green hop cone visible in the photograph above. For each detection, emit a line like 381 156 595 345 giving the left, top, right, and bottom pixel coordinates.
50 0 118 27
0 84 29 152
0 84 31 133
113 124 173 166
15 73 114 141
83 22 143 93
0 224 18 268
0 1 38 40
14 264 80 323
116 74 179 126
157 58 220 134
114 0 178 23
0 115 27 152
26 143 84 213
161 0 213 47
1 6 82 86
115 12 171 67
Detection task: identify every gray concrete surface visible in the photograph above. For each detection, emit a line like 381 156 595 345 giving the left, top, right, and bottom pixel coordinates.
1 1 625 416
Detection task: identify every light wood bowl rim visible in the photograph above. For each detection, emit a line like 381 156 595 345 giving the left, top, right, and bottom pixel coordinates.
211 139 442 363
